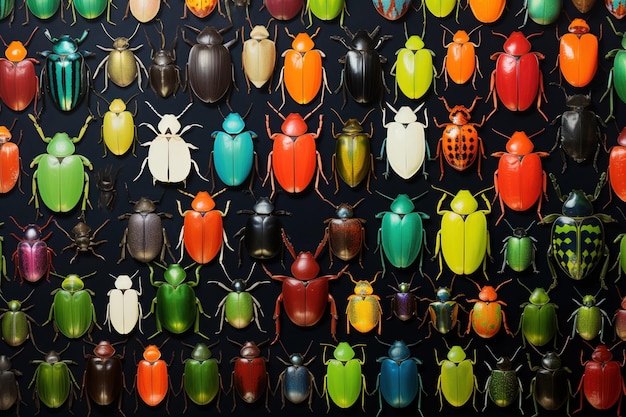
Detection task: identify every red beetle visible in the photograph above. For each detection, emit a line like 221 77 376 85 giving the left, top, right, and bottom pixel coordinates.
176 189 233 266
465 278 513 339
556 18 598 88
606 0 626 18
0 121 21 194
606 127 626 204
263 101 328 199
487 31 547 121
275 27 330 108
614 287 626 342
440 25 482 89
262 0 304 20
433 96 485 180
135 341 171 411
575 343 626 414
0 27 39 112
228 339 270 411
491 129 549 225
261 231 348 344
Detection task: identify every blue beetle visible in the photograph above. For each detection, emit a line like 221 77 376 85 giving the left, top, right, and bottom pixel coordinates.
273 341 320 411
375 338 425 417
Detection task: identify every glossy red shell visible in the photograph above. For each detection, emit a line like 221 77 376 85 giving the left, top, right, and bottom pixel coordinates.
494 151 544 211
581 359 624 410
0 58 39 112
233 357 267 403
493 49 542 112
281 276 330 326
137 358 168 407
183 210 223 264
609 131 626 202
269 132 317 194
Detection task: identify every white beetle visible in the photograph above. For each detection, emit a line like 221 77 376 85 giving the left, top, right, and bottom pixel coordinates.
104 272 143 335
134 101 209 185
379 102 430 180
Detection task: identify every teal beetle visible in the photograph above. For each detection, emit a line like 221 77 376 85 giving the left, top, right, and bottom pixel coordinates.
539 173 615 290
29 346 79 412
517 280 559 348
567 288 611 342
435 341 479 410
517 0 562 27
498 220 539 274
180 341 221 410
321 342 367 411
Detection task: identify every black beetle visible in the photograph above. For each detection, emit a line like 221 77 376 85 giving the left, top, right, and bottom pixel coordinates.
182 25 237 104
527 340 573 416
117 189 175 264
386 273 419 322
95 165 119 211
146 21 181 99
330 26 392 106
82 340 125 417
233 196 289 266
53 219 110 264
0 350 22 417
550 86 605 173
321 197 366 267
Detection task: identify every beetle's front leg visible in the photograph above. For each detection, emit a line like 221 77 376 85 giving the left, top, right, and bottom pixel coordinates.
272 292 283 344
328 293 338 342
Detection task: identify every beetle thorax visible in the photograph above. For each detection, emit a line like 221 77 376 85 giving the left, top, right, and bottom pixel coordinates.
479 286 498 302
291 252 320 279
253 197 274 214
289 353 304 365
568 18 590 34
453 30 470 44
94 341 116 358
503 32 532 55
46 133 76 157
157 114 182 135
24 226 41 241
191 191 216 212
281 114 308 136
0 126 11 143
617 127 626 147
0 356 11 371
496 356 513 371
5 41 27 62
354 281 374 295
591 345 613 363
505 132 534 155
164 264 187 286
333 342 355 361
109 98 127 113
388 341 410 361
143 346 162 361
541 352 562 370
529 288 550 305
342 119 364 133
232 279 246 292
133 197 157 213
62 275 85 292
240 342 261 358
450 190 478 215
114 275 133 290
250 25 270 40
191 343 212 360
196 27 223 45
45 351 61 364
351 31 374 50
335 204 354 219
436 287 451 301
222 113 246 134
112 37 131 50
582 295 596 306
394 106 418 124
291 33 314 52
562 190 594 217
7 300 21 311
52 36 80 55
449 107 471 124
153 50 175 65
512 227 528 238
447 346 466 363
404 35 424 51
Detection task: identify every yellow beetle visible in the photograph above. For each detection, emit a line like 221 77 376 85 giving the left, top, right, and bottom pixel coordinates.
346 272 382 334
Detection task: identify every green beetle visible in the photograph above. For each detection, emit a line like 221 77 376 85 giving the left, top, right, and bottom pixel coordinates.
29 346 79 412
181 341 222 411
145 263 210 339
482 346 523 413
321 342 367 411
517 280 559 348
567 288 611 342
305 0 346 27
67 0 113 24
435 341 479 410
498 220 539 274
601 16 626 121
612 229 626 282
29 114 93 217
0 289 37 347
44 271 99 341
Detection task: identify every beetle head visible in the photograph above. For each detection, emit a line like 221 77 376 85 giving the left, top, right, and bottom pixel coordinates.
290 252 321 279
332 342 356 361
221 112 246 134
565 92 592 109
249 24 270 40
541 351 563 370
446 345 467 363
499 31 533 56
280 113 308 136
190 342 215 361
132 196 158 213
194 26 224 45
239 340 261 358
349 28 376 50
1 27 37 62
163 264 187 286
0 355 12 371
386 340 413 361
108 98 127 113
45 133 76 157
288 30 316 52
528 287 550 305
591 344 614 363
142 344 162 362
505 131 535 154
93 340 116 358
447 104 472 125
112 272 138 290
562 189 595 216
568 18 590 34
404 35 424 51
452 29 470 44
617 126 626 147
0 125 12 144
387 193 416 214
392 105 420 124
191 191 217 212
449 190 478 215
252 196 275 215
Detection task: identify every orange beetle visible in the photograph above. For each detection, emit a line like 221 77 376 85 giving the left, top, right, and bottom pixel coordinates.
275 27 330 108
0 121 21 194
557 18 598 88
468 0 505 23
136 342 171 410
465 278 513 339
440 25 482 89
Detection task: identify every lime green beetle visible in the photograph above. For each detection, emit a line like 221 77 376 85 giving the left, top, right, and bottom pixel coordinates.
390 26 437 102
321 342 368 411
435 341 479 410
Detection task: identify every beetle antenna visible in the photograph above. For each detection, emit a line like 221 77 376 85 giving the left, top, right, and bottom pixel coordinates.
158 337 170 350
82 338 97 347
494 278 512 292
80 271 98 280
58 342 71 355
242 103 253 119
212 188 227 199
385 101 399 114
594 287 603 299
466 277 481 291
549 81 568 98
346 271 357 285
502 218 515 233
559 336 571 357
21 288 36 304
125 93 140 106
128 23 141 41
313 232 328 259
8 118 17 132
375 190 394 201
370 25 380 39
143 101 163 118
352 197 366 209
245 17 254 30
284 27 295 39
93 90 111 106
302 340 314 357
176 102 194 119
484 345 498 361
181 341 195 349
467 24 483 37
310 26 321 39
371 271 381 285
303 99 324 121
342 25 354 39
424 273 436 293
185 24 201 33
155 18 165 48
526 31 543 40
266 100 285 120
320 195 337 209
24 26 39 46
9 348 24 361
218 25 233 35
244 262 256 282
431 185 455 197
217 105 226 120
256 338 271 349
516 278 532 295
135 337 146 350
442 338 451 351
473 186 495 198
403 21 408 40
463 339 473 352
411 190 429 201
467 96 482 112
177 189 195 199
330 108 346 126
0 34 6 47
359 108 375 126
50 271 65 280
278 339 289 357
491 30 508 39
0 292 7 304
281 230 297 260
100 23 115 41
375 336 391 347
610 340 622 351
490 128 509 139
227 337 243 347
527 128 546 139
439 24 454 36
510 346 523 362
124 183 136 205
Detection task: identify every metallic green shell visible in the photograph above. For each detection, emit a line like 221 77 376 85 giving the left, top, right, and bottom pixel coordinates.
53 290 94 339
184 359 220 406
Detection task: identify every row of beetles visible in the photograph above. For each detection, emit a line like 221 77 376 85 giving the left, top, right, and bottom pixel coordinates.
5 1 626 417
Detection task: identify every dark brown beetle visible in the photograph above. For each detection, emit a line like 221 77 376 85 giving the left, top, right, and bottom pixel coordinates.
82 340 126 417
95 165 119 211
321 197 366 267
53 219 110 264
146 20 181 99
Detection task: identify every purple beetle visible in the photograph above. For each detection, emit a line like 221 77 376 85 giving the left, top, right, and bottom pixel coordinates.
386 273 419 322
9 216 55 283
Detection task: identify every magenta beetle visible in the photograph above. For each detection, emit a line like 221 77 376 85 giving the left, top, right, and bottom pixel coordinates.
228 338 270 411
10 215 55 284
322 197 366 267
486 31 548 121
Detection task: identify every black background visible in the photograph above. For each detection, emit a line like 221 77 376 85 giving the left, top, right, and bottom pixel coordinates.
2 0 626 416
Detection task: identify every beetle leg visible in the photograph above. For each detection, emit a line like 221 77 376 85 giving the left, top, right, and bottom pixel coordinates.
328 293 338 342
486 70 498 120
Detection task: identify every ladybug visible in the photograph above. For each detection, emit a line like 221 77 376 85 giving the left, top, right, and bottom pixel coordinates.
434 96 485 180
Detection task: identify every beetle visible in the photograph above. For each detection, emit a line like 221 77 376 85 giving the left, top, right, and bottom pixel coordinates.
486 31 547 121
373 0 412 20
492 129 548 224
434 96 485 180
9 215 55 283
550 88 605 173
93 24 148 93
375 338 425 417
262 0 303 19
104 272 143 335
439 25 482 89
572 0 596 12
44 271 99 341
145 21 180 99
321 342 367 411
421 0 460 20
419 274 465 338
182 0 218 17
123 0 164 22
206 263 270 333
38 29 93 113
0 0 14 22
23 0 63 24
0 350 23 417
465 278 513 339
482 346 523 413
67 0 113 23
176 189 232 267
29 346 79 412
145 263 211 339
273 340 320 410
390 27 436 102
540 173 615 290
228 338 270 411
182 25 237 104
431 186 492 280
330 26 391 106
275 27 330 108
567 288 611 342
0 289 36 347
330 109 375 192
180 341 222 411
94 165 118 211
233 196 289 265
606 0 626 18
0 121 23 195
375 192 429 277
241 20 276 93
0 28 39 112
386 273 419 322
527 341 573 416
304 0 346 26
53 219 109 264
322 197 366 267
614 286 626 341
379 102 430 180
467 0 505 23
30 114 93 216
133 339 172 411
81 340 126 417
209 107 258 192
346 271 382 334
601 16 626 121
117 191 175 264
97 96 138 157
555 18 598 88
606 126 626 204
263 101 328 199
517 280 559 348
499 220 539 274
134 101 208 185
517 0 562 27
434 340 479 410
262 232 348 344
